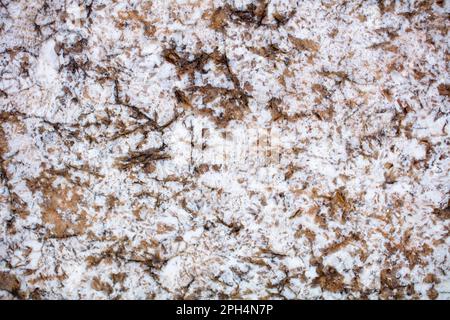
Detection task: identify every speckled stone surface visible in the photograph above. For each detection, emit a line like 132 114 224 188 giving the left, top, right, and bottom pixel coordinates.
0 0 449 299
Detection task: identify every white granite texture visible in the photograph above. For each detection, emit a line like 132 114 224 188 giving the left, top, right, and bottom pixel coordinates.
0 0 449 299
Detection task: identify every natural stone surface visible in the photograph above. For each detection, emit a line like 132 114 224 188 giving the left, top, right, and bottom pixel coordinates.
0 0 449 299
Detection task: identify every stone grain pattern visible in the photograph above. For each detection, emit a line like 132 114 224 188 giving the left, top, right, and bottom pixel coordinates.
0 0 449 299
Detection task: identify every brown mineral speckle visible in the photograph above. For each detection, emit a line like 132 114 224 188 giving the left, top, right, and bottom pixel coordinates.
427 287 439 300
91 276 113 295
0 0 448 301
437 83 449 97
312 263 345 293
0 272 21 297
209 6 230 31
289 35 320 52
